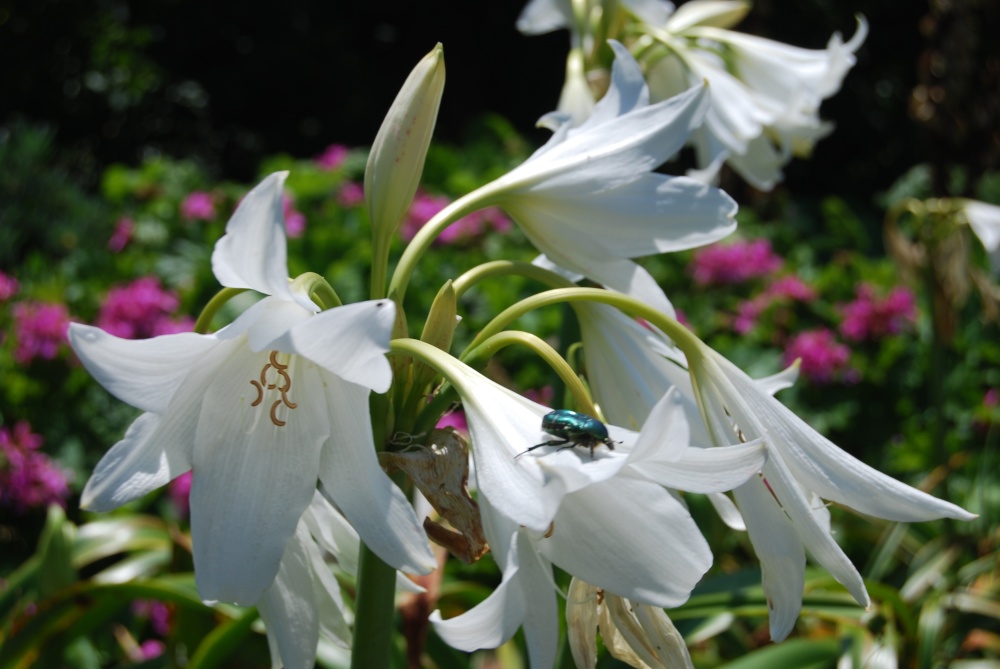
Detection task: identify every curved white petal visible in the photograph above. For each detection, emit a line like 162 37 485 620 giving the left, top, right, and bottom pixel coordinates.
273 300 395 393
68 324 220 414
212 171 308 308
629 387 691 461
81 413 191 511
581 41 650 129
191 350 328 605
450 363 628 532
515 0 571 35
638 440 766 493
317 373 435 575
514 174 737 257
258 526 324 669
538 475 712 608
517 531 561 669
303 492 361 576
707 491 745 530
621 0 676 27
732 476 804 641
665 0 750 32
431 571 526 651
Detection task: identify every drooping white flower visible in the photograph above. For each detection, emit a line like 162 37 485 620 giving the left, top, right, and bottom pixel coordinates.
643 0 868 189
70 172 434 607
959 198 1000 272
688 344 975 640
431 386 766 664
481 40 736 314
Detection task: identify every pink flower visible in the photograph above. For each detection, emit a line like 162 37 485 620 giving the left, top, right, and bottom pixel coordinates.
338 181 365 207
839 284 917 341
436 410 468 435
690 239 784 286
108 217 134 253
168 471 193 518
0 421 71 513
0 271 19 301
733 275 817 334
401 191 514 244
315 143 349 170
282 194 307 238
132 600 171 637
783 329 854 384
12 302 71 364
180 191 216 221
96 277 189 340
138 640 165 661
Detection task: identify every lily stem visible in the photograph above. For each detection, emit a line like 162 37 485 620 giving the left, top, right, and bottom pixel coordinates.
350 543 397 669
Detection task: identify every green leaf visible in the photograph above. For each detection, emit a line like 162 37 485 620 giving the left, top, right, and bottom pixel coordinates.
714 638 844 669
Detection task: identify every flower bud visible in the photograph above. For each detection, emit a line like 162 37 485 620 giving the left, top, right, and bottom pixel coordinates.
365 43 445 241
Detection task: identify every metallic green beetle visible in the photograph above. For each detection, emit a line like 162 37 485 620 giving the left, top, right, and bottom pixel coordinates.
516 409 617 459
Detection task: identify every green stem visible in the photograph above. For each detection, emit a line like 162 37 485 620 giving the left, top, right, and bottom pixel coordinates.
387 186 501 305
452 260 577 299
350 543 398 669
462 331 597 417
291 272 342 309
194 287 248 334
370 235 391 300
460 287 702 361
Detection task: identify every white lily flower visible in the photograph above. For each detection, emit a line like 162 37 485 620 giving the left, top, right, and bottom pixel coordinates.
483 40 736 314
688 344 975 640
644 1 867 189
431 383 766 665
959 198 1000 272
69 172 434 606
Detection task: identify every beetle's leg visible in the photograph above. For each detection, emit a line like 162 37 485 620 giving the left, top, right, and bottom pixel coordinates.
516 439 568 458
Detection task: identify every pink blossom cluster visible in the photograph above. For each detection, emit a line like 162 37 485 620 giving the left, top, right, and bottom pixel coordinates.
0 421 71 513
108 217 134 253
839 284 917 341
180 191 217 221
0 271 20 301
783 328 855 384
12 301 71 364
689 239 783 286
734 276 817 334
315 143 349 171
168 470 193 518
96 277 194 339
400 191 512 244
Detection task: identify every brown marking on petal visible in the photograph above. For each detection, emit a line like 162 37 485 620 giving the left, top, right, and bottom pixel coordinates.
544 521 555 538
250 380 264 406
270 399 286 427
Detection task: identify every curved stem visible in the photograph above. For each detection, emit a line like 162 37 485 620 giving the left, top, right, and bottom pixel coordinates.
461 287 704 361
291 272 343 310
387 185 501 304
452 260 578 299
194 287 248 334
462 331 597 417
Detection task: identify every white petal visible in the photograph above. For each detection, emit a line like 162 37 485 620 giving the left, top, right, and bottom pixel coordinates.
516 174 737 257
732 476 805 641
754 360 800 396
212 172 309 308
581 41 650 130
716 353 975 522
621 0 675 26
517 531 561 669
707 491 745 530
257 526 322 669
665 0 750 32
68 324 220 414
273 300 395 393
724 133 784 191
303 492 361 576
630 387 690 461
638 440 766 493
430 564 526 651
317 374 435 575
538 476 712 607
515 0 571 35
566 579 601 669
81 413 191 511
191 351 328 605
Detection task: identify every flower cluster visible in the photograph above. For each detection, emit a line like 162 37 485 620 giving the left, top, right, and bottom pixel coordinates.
65 29 972 669
180 191 217 221
0 421 71 513
839 283 917 341
689 238 783 286
12 301 71 364
401 190 512 244
734 274 816 334
0 270 19 301
96 276 194 339
783 328 855 384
